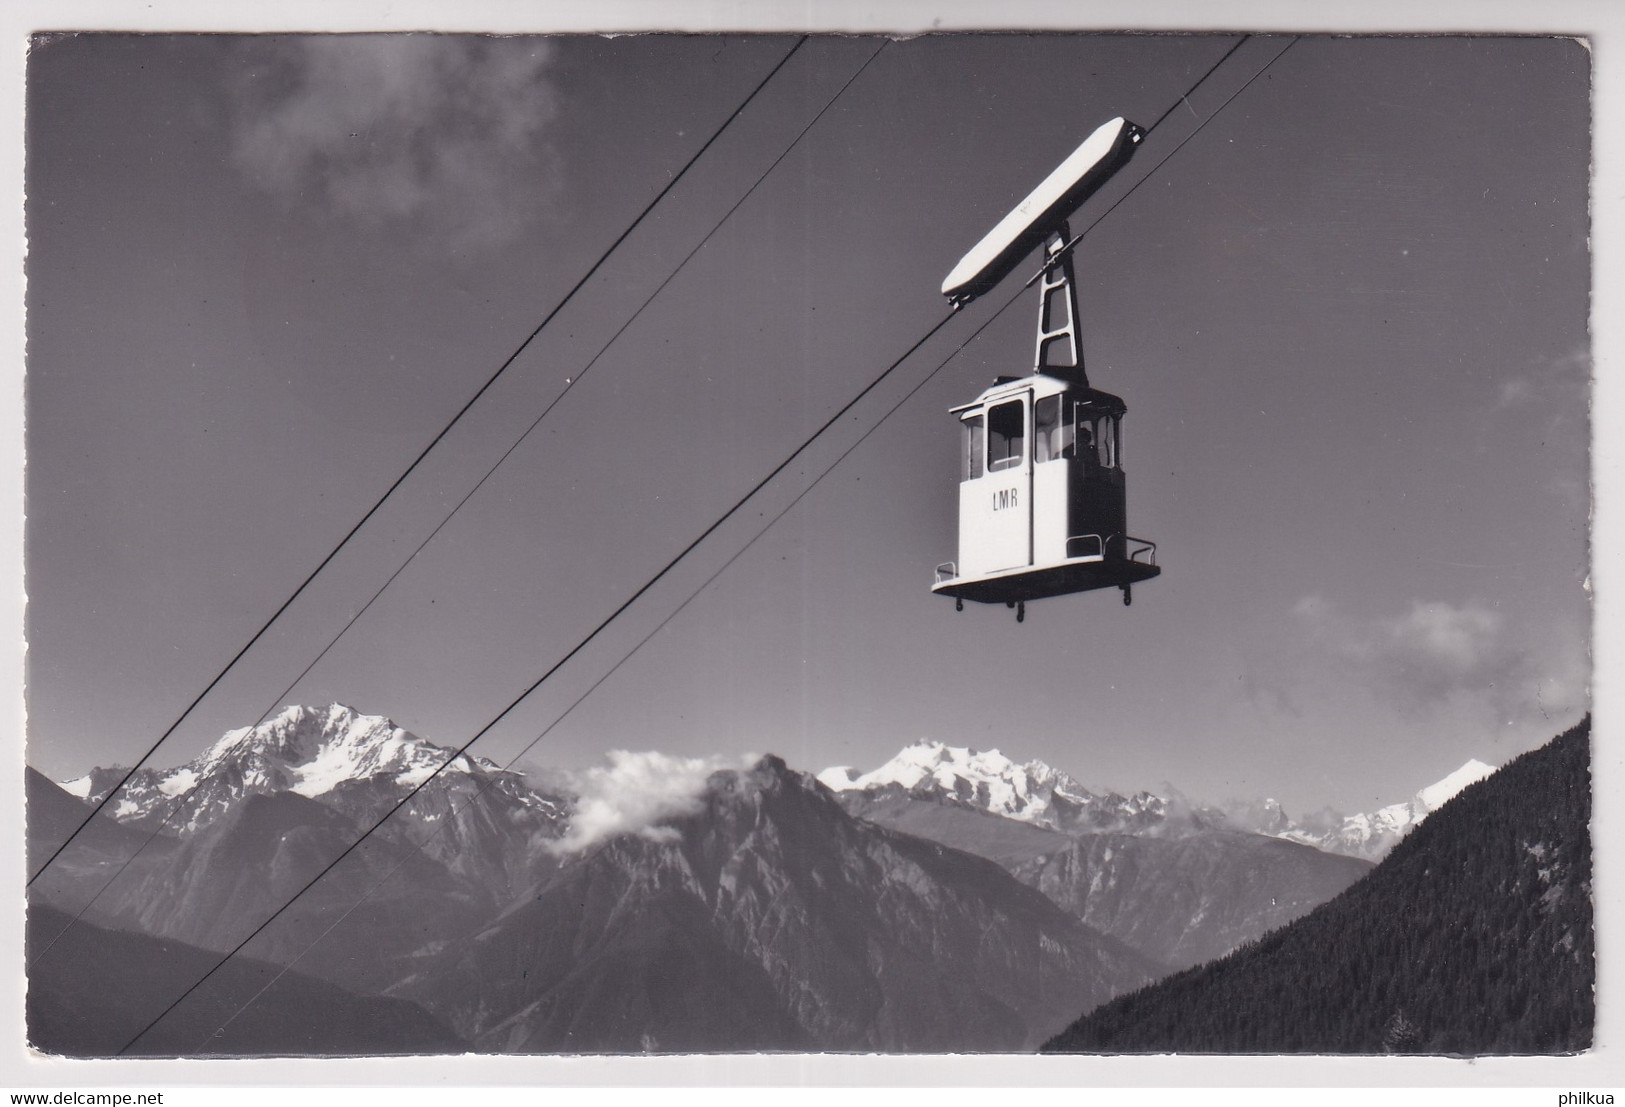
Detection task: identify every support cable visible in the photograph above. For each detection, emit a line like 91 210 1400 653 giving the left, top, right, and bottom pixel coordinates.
111 42 916 1055
28 34 811 888
28 38 889 973
1145 36 1249 134
117 32 1295 1052
122 307 955 1057
1032 36 1294 285
187 249 1016 1056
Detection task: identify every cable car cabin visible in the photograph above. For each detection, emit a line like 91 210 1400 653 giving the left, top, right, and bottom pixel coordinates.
932 116 1159 616
932 372 1159 610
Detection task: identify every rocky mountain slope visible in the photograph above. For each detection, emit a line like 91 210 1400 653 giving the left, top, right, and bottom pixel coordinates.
29 706 1511 1054
824 741 1373 968
30 707 574 999
27 902 464 1057
27 766 182 924
32 711 1162 1053
1009 829 1372 971
394 755 1162 1052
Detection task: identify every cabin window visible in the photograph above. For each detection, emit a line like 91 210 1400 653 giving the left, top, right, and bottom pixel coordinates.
1099 417 1115 468
1090 414 1118 469
961 415 985 480
987 400 1025 471
1057 399 1076 459
1034 395 1066 463
1075 409 1119 471
1074 411 1098 468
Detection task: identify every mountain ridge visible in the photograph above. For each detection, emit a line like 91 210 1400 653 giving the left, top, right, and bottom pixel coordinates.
821 738 1496 860
819 739 1165 835
393 754 1163 1051
29 704 1528 1054
62 703 564 837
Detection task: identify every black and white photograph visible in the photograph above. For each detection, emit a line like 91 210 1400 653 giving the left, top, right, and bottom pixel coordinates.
9 3 1612 1086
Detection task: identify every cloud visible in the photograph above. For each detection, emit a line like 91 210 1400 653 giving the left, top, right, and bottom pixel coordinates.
549 750 742 855
1289 594 1585 722
1295 594 1505 697
231 35 560 251
1378 601 1507 693
1494 347 1591 411
1495 377 1536 409
1482 346 1591 473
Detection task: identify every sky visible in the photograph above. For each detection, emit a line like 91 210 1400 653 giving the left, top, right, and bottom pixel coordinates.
22 30 1592 819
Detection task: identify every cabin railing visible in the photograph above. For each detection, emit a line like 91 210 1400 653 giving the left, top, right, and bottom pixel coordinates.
1065 534 1104 560
1067 533 1156 566
934 562 958 585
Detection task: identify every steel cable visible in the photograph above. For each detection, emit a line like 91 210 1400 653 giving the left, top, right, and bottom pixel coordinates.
104 32 1298 1053
28 33 812 888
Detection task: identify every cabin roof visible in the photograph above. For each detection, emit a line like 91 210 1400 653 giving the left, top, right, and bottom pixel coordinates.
949 373 1126 415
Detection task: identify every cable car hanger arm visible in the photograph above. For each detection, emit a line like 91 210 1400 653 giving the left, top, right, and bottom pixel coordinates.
940 116 1144 310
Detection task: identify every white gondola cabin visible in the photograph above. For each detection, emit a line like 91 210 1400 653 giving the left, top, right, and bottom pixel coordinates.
932 116 1159 617
932 372 1158 611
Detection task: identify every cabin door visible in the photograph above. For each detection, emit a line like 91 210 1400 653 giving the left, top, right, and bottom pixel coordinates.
976 395 1032 573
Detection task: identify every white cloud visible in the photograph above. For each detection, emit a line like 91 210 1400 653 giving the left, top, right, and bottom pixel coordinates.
549 750 742 855
1493 347 1589 413
1289 595 1585 723
231 35 560 251
1496 377 1536 409
1383 601 1503 679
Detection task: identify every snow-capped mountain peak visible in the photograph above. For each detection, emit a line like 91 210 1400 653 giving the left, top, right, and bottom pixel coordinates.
826 741 1498 861
192 703 495 798
1416 758 1496 812
1272 757 1499 860
819 739 1162 834
64 703 508 833
820 740 1075 819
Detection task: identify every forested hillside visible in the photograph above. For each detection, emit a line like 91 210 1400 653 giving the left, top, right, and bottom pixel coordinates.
1044 718 1592 1055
